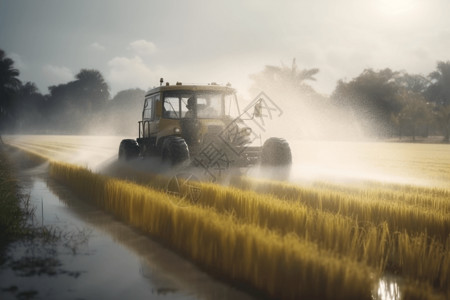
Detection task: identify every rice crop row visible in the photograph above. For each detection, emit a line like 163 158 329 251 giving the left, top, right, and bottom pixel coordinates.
311 180 450 213
174 179 449 293
10 140 78 153
48 161 374 300
97 159 169 191
7 142 71 162
231 176 450 241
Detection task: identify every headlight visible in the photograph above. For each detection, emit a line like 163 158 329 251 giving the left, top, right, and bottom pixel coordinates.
174 127 181 133
243 128 252 135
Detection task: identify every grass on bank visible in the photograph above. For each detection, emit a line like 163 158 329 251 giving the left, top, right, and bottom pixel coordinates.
0 145 31 248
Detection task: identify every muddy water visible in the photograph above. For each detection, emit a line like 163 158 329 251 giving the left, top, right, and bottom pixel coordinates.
0 162 256 300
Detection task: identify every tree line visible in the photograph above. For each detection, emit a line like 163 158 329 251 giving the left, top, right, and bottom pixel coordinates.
0 49 145 135
1 49 449 141
250 59 450 142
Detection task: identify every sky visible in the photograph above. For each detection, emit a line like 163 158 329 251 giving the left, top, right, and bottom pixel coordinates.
1 0 449 99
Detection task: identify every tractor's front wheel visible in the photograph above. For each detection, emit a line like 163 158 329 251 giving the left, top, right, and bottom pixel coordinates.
161 136 190 166
118 139 140 161
260 137 292 167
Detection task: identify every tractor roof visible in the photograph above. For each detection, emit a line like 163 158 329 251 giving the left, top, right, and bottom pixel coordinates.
145 82 236 97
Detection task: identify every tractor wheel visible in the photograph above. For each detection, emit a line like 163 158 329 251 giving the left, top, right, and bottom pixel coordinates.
161 136 190 166
118 139 140 161
261 137 292 167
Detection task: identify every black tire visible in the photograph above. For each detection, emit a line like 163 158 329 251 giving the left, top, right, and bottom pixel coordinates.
260 137 292 167
118 139 140 160
161 136 190 165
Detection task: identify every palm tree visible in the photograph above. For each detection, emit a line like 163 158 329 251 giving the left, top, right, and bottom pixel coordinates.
74 69 110 111
0 49 22 131
250 58 319 97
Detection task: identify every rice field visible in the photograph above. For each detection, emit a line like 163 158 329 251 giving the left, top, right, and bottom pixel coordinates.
4 135 450 300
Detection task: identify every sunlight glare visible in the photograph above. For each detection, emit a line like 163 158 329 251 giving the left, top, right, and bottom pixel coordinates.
376 279 401 300
377 0 419 16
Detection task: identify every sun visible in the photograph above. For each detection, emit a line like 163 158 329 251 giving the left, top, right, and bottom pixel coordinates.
376 0 419 16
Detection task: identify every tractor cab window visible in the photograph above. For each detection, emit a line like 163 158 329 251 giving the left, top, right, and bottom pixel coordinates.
223 93 240 118
196 93 221 118
143 94 159 120
143 98 152 120
163 90 238 119
164 97 183 119
163 92 191 119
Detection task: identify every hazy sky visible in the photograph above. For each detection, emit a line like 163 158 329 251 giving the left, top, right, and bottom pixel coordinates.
1 0 449 98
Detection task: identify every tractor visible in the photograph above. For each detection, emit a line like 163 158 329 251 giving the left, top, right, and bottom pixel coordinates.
118 79 292 175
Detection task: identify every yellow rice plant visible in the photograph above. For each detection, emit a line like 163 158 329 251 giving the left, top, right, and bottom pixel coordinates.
402 282 448 300
176 179 449 293
390 233 449 293
7 140 75 159
99 159 170 191
8 142 76 166
311 180 450 213
231 176 450 242
179 180 381 263
5 144 51 165
49 161 375 300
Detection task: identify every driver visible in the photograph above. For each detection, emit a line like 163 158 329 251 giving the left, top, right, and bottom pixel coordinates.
185 96 195 118
185 96 217 118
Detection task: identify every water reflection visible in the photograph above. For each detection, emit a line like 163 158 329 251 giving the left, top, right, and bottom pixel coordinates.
375 277 401 300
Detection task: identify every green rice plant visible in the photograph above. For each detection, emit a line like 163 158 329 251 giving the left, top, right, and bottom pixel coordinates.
49 161 375 300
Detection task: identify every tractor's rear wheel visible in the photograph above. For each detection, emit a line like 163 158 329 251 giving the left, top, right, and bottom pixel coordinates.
161 136 190 166
118 139 140 160
260 137 292 167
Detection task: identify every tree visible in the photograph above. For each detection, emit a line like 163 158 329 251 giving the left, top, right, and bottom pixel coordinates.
427 61 450 106
110 88 145 109
395 72 429 94
426 61 450 142
396 90 431 141
331 68 403 137
0 49 21 131
12 82 46 132
74 69 110 112
44 69 110 133
249 58 320 98
103 88 145 135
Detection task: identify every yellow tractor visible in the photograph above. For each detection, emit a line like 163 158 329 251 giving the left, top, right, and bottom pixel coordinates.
119 80 291 173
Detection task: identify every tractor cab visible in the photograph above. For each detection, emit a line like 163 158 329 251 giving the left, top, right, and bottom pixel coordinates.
137 82 244 158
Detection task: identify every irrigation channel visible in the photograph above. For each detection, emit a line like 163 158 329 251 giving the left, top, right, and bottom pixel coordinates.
2 135 449 300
